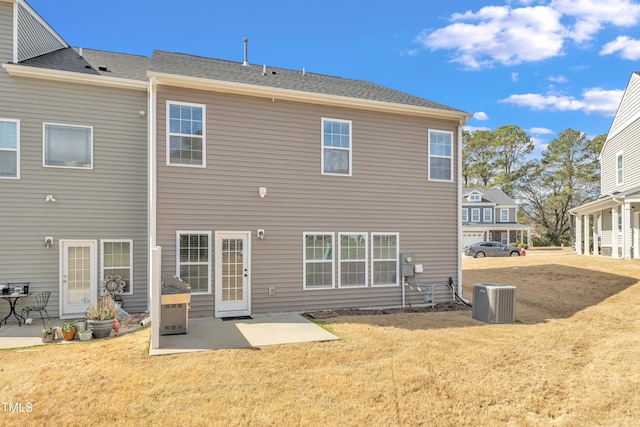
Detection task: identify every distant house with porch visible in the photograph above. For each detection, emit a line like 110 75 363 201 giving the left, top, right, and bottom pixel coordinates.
461 188 531 247
570 72 640 259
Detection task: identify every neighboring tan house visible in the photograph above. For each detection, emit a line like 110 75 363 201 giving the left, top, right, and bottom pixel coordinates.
1 1 471 323
461 188 531 247
0 0 149 318
571 72 640 259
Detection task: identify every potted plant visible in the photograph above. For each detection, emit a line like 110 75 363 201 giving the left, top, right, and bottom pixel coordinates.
85 295 118 339
77 329 93 341
41 323 56 343
60 321 78 341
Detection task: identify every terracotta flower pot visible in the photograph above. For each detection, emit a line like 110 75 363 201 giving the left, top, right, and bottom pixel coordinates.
60 328 77 341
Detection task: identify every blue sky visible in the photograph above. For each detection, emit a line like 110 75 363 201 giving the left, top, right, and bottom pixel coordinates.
26 0 640 153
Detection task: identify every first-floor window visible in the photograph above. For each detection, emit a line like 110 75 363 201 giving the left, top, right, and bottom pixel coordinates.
0 119 19 178
44 123 93 169
304 233 335 289
101 240 133 294
462 209 468 222
338 233 368 288
372 233 399 286
177 231 211 293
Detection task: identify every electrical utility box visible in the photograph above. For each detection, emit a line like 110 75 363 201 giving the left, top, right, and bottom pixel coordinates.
472 283 516 324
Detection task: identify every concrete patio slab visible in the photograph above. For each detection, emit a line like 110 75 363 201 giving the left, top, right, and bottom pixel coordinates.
151 313 339 356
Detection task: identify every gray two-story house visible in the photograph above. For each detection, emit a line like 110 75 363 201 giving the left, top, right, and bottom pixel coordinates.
571 72 640 259
461 188 531 247
2 0 471 323
0 0 149 318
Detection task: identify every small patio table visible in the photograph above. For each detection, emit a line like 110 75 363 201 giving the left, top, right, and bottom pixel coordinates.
0 293 32 327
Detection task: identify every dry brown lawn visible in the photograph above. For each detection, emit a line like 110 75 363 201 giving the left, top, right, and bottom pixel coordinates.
2 250 640 426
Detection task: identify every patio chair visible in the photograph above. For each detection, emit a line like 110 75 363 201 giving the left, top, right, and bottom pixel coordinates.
20 291 51 327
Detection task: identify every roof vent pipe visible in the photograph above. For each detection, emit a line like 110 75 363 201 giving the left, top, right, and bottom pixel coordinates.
243 38 249 66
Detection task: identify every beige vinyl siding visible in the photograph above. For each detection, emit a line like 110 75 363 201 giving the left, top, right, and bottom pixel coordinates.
156 86 460 316
0 2 12 63
0 71 148 316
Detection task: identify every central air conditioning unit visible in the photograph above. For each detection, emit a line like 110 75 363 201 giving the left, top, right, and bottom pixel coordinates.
472 283 516 324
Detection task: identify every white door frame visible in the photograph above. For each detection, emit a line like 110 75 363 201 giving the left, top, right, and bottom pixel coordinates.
59 239 97 319
214 231 251 318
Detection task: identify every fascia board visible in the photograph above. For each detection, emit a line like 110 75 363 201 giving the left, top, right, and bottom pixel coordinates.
569 195 623 215
148 71 471 121
3 63 148 91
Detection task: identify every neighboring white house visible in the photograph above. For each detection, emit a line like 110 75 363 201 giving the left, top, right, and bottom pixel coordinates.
570 72 640 259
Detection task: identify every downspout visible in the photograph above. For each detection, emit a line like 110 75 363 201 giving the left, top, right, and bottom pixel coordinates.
457 117 468 301
148 76 160 350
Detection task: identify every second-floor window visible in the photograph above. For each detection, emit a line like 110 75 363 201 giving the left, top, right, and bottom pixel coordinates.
483 208 492 222
471 208 480 222
501 209 509 222
167 102 205 167
44 123 93 169
617 151 623 185
0 119 19 179
322 118 351 175
428 129 453 181
469 193 481 202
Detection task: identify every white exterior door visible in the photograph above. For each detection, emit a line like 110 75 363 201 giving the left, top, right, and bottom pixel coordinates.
60 240 97 318
215 232 251 317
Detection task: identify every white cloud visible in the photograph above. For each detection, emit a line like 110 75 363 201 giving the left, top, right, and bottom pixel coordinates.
415 5 565 69
530 136 549 152
463 125 492 132
600 35 640 59
499 88 623 116
529 127 554 134
414 0 640 69
511 72 519 81
473 111 490 120
548 75 568 83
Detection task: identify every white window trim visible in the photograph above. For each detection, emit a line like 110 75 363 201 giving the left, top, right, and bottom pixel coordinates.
371 232 399 287
462 209 468 222
483 208 492 222
338 232 368 288
321 117 352 176
616 151 624 186
0 118 19 179
176 230 212 295
500 208 509 222
166 101 207 168
303 232 335 290
471 208 480 222
100 239 134 295
428 129 454 182
43 122 94 169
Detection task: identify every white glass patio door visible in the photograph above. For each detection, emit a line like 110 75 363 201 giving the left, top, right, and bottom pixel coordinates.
60 240 97 318
215 232 251 317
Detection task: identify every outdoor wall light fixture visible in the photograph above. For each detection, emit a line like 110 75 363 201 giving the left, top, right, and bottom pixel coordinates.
259 187 267 198
44 237 53 248
45 194 56 202
257 229 265 239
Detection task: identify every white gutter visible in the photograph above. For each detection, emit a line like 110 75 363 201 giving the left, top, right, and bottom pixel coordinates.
148 71 472 121
3 64 148 91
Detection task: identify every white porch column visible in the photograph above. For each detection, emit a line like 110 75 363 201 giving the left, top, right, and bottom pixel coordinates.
592 214 598 255
575 215 583 255
611 207 619 258
584 214 590 255
634 210 640 259
527 228 532 248
623 203 632 259
597 213 602 255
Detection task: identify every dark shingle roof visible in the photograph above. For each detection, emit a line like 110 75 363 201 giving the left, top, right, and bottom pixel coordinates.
149 50 467 113
18 47 149 81
15 47 468 115
463 188 516 205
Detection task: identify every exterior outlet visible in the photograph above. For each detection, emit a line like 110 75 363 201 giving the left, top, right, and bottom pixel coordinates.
268 287 275 296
